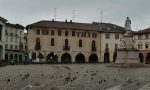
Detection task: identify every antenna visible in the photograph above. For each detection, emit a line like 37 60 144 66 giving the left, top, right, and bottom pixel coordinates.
54 8 57 20
100 11 103 23
72 9 75 21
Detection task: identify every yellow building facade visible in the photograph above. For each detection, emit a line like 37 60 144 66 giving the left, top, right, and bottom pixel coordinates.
26 20 125 63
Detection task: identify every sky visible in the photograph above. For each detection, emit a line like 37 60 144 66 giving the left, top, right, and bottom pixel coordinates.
0 0 150 31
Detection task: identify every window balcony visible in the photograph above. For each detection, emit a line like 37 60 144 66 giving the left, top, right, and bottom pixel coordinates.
63 46 70 51
105 47 109 52
91 47 96 52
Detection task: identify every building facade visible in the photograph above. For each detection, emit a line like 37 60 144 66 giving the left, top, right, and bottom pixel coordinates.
0 17 7 60
26 20 125 63
133 28 150 63
5 23 25 64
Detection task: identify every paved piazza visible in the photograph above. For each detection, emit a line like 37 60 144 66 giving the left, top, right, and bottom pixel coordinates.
0 64 150 90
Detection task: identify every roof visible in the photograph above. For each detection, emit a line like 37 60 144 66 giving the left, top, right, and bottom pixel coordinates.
6 23 24 29
92 22 125 33
26 20 125 33
133 28 150 35
0 16 7 22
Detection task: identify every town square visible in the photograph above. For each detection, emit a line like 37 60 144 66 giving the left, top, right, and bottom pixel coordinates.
0 0 150 90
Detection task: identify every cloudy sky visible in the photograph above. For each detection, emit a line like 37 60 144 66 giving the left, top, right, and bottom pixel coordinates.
0 0 150 31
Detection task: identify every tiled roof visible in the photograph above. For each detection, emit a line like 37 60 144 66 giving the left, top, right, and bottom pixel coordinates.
26 20 125 33
133 28 150 34
92 22 125 33
6 23 24 29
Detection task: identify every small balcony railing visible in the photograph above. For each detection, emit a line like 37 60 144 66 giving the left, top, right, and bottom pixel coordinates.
91 47 96 52
63 46 70 51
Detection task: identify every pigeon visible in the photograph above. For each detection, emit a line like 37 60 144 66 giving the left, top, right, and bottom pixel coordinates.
7 79 10 82
98 80 102 84
91 77 93 80
104 79 106 82
72 77 77 80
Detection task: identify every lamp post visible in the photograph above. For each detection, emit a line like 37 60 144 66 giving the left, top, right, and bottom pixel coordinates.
54 53 56 63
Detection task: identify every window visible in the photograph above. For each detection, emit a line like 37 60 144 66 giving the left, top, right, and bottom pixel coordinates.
77 32 79 37
10 45 13 50
51 30 54 35
84 32 86 37
11 37 13 42
20 31 22 36
92 40 96 47
35 37 41 50
72 31 75 36
15 45 17 50
115 34 119 39
82 33 84 37
65 39 68 46
145 43 149 49
10 33 13 36
145 34 149 39
58 30 61 36
92 33 95 37
138 35 143 40
5 44 8 49
42 29 49 35
138 43 142 49
77 32 85 37
15 38 17 43
6 37 8 42
36 29 40 35
92 33 97 38
79 39 82 47
19 39 21 43
105 34 110 39
65 31 68 36
115 43 118 49
106 43 108 48
51 38 54 46
5 30 8 35
95 33 97 38
88 32 90 37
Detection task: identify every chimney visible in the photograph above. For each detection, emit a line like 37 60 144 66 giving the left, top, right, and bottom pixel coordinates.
65 20 67 23
70 20 72 23
52 19 54 22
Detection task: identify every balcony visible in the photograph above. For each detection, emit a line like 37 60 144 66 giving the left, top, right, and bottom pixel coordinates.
105 47 109 52
91 47 96 52
63 46 70 51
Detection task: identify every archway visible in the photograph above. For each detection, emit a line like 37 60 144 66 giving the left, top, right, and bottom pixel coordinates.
139 53 144 63
38 53 43 59
32 53 36 60
104 52 110 63
14 54 18 64
75 53 85 63
47 52 58 63
19 55 23 64
146 53 150 64
113 52 117 62
10 54 14 64
5 54 8 64
89 54 98 63
61 53 71 64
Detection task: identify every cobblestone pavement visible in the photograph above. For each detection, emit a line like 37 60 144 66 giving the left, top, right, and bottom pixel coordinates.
0 64 150 90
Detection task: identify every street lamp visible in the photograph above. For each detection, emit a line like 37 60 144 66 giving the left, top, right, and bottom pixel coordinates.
54 53 56 63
